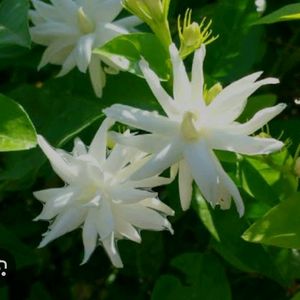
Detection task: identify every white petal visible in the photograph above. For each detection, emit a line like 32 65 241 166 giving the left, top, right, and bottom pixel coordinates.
56 50 77 77
206 129 284 155
140 198 175 216
169 43 191 104
38 38 74 69
113 16 142 29
108 131 170 153
83 0 122 23
121 204 173 233
34 187 75 220
81 210 98 264
139 58 179 117
89 118 115 164
38 135 77 183
103 104 179 135
184 141 244 215
102 233 123 268
178 159 194 211
31 0 59 21
115 218 141 243
229 103 287 135
39 207 86 247
95 199 114 241
111 186 157 204
75 34 95 72
191 45 206 109
88 54 106 98
130 140 183 180
72 138 88 156
208 75 279 123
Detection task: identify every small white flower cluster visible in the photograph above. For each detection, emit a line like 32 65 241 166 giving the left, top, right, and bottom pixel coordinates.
31 0 286 267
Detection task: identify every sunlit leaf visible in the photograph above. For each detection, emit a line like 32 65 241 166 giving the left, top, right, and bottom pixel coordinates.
93 33 170 80
255 4 300 25
242 193 300 249
151 253 231 300
0 94 36 152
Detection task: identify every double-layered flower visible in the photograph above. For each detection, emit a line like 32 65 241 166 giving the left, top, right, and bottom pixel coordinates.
104 44 286 216
29 0 140 97
34 119 174 267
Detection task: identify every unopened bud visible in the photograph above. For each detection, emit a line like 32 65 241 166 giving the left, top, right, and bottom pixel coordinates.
204 83 222 105
123 0 167 22
178 9 218 58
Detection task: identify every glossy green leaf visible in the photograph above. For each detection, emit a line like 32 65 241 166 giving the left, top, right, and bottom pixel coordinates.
195 191 284 284
151 253 231 300
291 292 300 300
93 33 170 80
0 0 30 48
242 193 300 249
255 4 300 25
0 94 36 152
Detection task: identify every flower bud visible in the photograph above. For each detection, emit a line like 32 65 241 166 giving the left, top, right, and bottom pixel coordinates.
123 0 172 47
178 9 218 58
123 0 169 22
204 83 223 104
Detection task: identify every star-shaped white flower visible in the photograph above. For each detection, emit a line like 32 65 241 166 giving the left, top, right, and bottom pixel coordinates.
29 0 140 97
34 119 174 267
104 44 286 216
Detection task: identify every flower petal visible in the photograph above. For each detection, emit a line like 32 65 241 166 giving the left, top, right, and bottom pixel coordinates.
178 159 194 211
191 45 206 109
89 118 115 164
81 209 98 264
184 140 244 215
140 198 175 216
102 233 123 268
88 54 106 98
75 34 95 72
113 16 142 29
169 43 191 105
103 104 179 135
37 135 77 183
208 75 279 124
229 103 287 135
130 140 183 180
115 218 141 243
108 131 170 153
38 207 86 247
34 187 75 220
121 204 173 233
206 129 284 155
111 186 157 204
139 58 179 117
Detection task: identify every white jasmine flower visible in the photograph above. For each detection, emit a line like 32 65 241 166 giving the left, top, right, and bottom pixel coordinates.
29 0 141 97
34 119 174 267
104 44 286 216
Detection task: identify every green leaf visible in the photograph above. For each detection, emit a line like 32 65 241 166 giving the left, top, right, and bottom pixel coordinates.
93 33 170 80
242 193 300 249
0 0 30 48
255 4 300 25
0 224 37 269
0 94 36 152
194 191 284 284
201 0 266 82
291 292 300 300
151 253 231 300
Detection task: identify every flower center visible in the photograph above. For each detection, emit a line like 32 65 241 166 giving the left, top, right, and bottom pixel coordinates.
77 7 95 34
180 111 201 141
